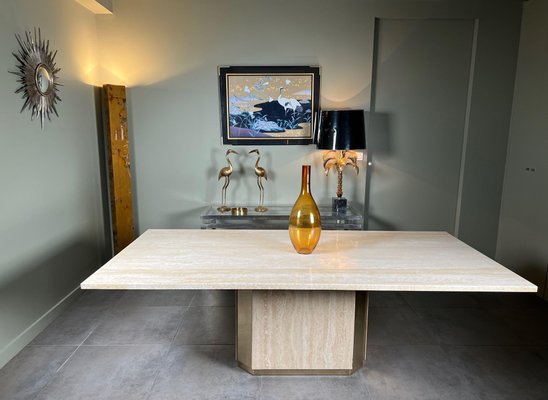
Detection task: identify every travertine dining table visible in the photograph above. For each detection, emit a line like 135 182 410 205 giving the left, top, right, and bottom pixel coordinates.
81 229 536 375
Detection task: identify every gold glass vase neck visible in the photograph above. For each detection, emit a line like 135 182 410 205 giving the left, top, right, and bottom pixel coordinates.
289 164 321 254
301 165 311 194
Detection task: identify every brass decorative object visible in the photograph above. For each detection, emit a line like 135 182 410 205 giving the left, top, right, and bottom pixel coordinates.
11 28 61 130
231 207 248 216
323 149 359 199
289 165 321 254
218 149 239 212
249 149 268 212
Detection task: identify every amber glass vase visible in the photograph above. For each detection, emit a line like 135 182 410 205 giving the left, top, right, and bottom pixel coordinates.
289 165 321 254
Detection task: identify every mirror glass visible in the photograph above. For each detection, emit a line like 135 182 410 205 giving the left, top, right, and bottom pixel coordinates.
35 65 53 95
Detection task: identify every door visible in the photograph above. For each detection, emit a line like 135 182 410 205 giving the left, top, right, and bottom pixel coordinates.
368 18 475 232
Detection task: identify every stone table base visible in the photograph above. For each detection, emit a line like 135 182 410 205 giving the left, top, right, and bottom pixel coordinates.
236 290 368 375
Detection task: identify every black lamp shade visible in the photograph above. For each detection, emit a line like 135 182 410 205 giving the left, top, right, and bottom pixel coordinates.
316 110 366 150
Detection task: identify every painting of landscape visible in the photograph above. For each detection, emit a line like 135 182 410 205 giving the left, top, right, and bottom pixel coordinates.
219 66 320 145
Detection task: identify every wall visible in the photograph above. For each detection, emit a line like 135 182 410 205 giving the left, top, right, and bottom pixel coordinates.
368 18 476 233
0 0 105 367
439 1 522 257
497 0 548 298
95 0 522 260
96 0 371 232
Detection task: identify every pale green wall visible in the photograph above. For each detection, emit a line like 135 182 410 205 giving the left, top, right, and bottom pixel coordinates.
496 0 548 299
451 0 522 257
95 0 522 259
96 0 372 232
0 0 105 367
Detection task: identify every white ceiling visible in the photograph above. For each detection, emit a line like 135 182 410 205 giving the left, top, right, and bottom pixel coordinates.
74 0 113 14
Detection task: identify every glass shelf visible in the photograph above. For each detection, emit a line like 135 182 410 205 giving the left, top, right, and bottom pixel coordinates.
201 205 363 230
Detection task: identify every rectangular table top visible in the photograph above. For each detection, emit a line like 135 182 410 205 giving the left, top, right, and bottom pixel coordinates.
81 229 537 292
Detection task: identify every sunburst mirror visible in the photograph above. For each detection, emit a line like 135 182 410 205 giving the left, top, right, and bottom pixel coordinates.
11 28 61 130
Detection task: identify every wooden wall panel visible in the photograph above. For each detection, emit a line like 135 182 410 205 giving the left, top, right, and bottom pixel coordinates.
103 84 134 253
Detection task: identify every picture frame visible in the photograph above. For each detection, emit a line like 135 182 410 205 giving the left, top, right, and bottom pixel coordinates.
218 66 320 145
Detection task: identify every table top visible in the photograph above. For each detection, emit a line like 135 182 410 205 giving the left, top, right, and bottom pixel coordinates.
200 205 363 230
81 229 536 292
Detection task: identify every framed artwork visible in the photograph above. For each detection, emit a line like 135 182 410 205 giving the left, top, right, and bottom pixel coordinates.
219 66 320 145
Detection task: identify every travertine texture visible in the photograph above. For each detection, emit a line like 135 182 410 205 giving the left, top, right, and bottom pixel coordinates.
250 291 356 370
81 229 537 292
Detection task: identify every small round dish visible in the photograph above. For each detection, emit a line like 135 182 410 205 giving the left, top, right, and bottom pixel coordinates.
231 207 248 216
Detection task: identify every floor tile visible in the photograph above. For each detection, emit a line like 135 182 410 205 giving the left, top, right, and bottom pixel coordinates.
445 345 548 400
538 347 548 363
402 292 480 309
363 345 477 400
174 307 235 345
116 290 195 307
367 306 436 345
492 307 548 345
148 345 260 400
472 292 548 310
32 306 106 345
34 345 167 400
416 308 521 345
0 345 76 400
4 288 548 399
73 290 125 309
190 290 235 306
84 306 185 345
369 292 407 307
260 374 370 400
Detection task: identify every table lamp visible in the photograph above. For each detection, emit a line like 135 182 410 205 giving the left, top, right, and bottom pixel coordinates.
317 109 366 213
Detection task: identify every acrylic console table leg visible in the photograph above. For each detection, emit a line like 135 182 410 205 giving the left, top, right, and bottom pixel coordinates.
236 290 369 375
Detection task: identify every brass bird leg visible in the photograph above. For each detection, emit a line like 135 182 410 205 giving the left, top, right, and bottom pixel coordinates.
256 176 267 212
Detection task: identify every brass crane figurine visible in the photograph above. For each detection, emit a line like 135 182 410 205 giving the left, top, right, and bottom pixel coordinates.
249 149 268 212
217 149 239 212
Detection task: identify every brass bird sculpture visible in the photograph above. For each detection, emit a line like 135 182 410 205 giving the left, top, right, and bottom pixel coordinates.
217 149 239 212
249 149 268 212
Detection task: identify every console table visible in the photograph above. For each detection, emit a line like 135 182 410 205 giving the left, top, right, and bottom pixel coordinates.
81 229 536 376
200 205 363 230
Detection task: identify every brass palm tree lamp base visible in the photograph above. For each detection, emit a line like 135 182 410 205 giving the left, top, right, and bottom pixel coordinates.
323 150 359 213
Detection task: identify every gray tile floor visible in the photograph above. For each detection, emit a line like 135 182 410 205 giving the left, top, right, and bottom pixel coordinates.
1 290 548 400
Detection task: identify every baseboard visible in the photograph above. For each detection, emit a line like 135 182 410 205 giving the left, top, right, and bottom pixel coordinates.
0 286 82 369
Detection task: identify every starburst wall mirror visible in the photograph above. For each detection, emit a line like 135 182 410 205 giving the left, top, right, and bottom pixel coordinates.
11 28 61 130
